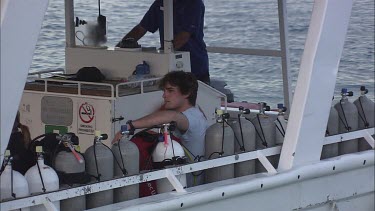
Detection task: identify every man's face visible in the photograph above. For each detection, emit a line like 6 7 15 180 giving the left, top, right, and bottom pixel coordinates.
162 83 188 111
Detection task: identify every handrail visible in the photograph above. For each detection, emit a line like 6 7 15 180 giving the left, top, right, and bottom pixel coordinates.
25 78 115 99
2 127 374 210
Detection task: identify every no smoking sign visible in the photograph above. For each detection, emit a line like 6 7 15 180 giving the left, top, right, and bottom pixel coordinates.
78 102 96 134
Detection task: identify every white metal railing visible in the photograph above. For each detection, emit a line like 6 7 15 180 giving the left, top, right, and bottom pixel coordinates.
28 68 64 78
24 78 115 100
2 127 373 210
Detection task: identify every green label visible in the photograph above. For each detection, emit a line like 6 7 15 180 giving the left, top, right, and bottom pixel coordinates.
45 125 68 134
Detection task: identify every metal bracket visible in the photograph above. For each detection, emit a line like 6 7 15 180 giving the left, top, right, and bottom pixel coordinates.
165 169 187 193
257 151 277 175
43 197 58 211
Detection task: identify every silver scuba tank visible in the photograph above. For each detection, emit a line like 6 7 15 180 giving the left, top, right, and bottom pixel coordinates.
250 103 276 173
322 102 339 159
229 107 256 177
54 133 86 211
274 104 288 145
25 146 60 211
112 125 140 202
84 131 114 209
334 88 359 155
205 110 234 183
0 150 30 211
354 86 374 151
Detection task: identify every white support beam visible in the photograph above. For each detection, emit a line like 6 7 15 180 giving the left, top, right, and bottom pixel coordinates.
257 151 277 175
278 0 354 171
324 128 375 145
0 0 49 163
165 169 187 193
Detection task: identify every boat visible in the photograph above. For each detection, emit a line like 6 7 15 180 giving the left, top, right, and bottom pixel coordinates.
1 0 374 210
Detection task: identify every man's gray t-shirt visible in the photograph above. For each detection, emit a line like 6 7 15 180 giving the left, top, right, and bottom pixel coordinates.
173 107 208 186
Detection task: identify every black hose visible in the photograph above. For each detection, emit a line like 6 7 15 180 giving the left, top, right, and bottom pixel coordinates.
11 162 16 198
238 114 246 151
223 119 243 151
339 100 351 131
36 159 47 192
116 140 127 174
101 142 127 175
358 97 370 128
93 140 101 181
245 116 268 147
275 118 286 137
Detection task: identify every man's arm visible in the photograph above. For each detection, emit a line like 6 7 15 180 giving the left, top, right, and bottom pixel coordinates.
173 31 191 50
132 110 189 132
123 24 147 42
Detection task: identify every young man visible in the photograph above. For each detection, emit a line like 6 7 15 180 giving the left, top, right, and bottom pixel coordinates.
116 0 210 84
112 71 208 186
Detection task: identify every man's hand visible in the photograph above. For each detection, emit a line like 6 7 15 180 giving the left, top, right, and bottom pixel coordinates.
112 131 123 144
173 31 191 50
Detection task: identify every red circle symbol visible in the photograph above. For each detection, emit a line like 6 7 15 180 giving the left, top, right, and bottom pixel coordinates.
79 103 95 123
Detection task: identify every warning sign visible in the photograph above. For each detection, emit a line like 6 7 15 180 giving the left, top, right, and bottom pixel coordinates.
78 102 96 134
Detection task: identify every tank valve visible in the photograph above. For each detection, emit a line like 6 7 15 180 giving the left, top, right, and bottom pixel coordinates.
277 103 287 113
341 88 353 97
94 131 108 142
120 125 134 136
360 86 369 95
239 106 250 115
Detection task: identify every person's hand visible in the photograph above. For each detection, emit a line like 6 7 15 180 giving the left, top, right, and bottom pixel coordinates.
112 131 123 144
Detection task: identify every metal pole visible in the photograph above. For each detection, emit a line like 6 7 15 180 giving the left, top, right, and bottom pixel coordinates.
65 0 75 47
163 0 174 53
278 0 292 114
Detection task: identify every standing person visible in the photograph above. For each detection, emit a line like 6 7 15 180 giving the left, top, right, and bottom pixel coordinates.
116 0 210 84
112 71 208 186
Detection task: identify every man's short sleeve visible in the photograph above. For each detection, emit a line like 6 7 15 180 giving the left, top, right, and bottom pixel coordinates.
177 0 204 34
139 1 160 33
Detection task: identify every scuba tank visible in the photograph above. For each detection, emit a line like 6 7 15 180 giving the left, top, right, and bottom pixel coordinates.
229 107 256 177
53 133 86 211
25 146 60 211
249 102 276 173
84 131 114 209
354 86 375 151
152 122 187 193
334 88 359 155
112 125 140 202
274 104 288 145
0 150 30 211
205 109 234 183
322 99 339 159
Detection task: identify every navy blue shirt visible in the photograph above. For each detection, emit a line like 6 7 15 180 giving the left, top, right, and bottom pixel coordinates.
140 0 209 80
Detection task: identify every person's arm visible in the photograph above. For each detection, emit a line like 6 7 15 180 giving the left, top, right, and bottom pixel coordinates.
112 110 189 144
173 31 191 50
123 24 147 42
133 110 189 132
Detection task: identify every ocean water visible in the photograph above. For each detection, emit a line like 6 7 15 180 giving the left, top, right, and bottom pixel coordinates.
31 0 374 108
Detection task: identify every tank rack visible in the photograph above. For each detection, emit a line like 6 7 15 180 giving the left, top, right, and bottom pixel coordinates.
23 78 162 99
2 127 373 210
